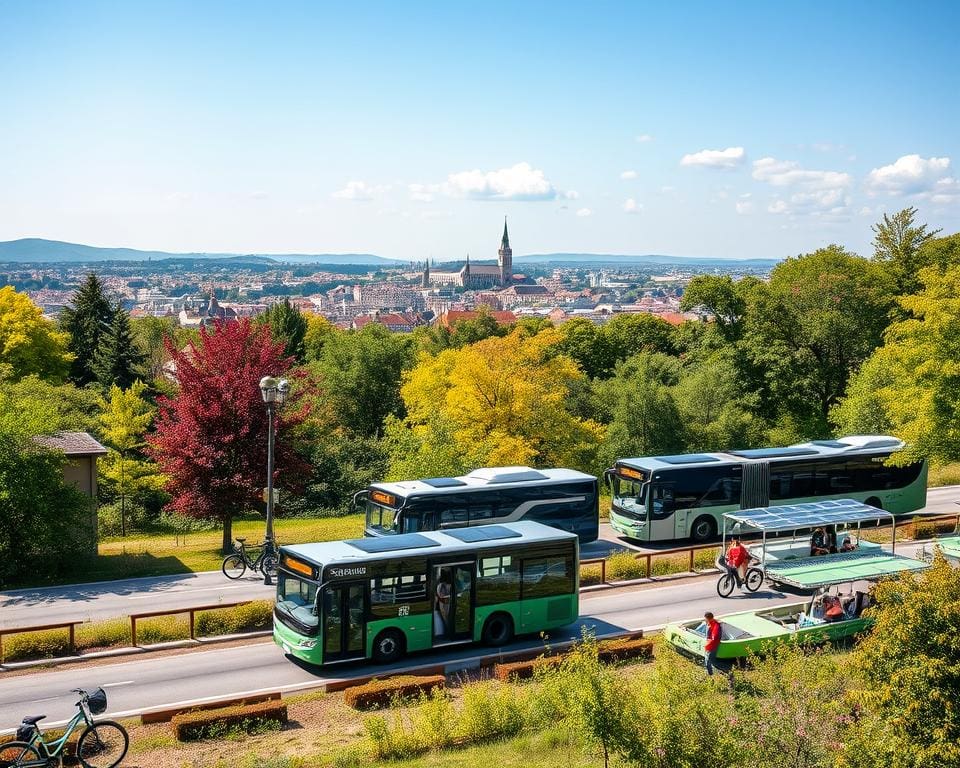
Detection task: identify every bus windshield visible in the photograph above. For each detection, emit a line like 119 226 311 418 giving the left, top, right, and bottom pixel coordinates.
366 499 402 534
612 475 647 519
276 572 320 633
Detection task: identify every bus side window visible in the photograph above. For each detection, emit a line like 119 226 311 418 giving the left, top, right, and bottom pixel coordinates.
651 484 675 518
476 555 521 604
439 494 469 527
520 555 575 598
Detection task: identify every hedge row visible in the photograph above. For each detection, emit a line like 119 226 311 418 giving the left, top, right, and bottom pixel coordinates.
492 635 653 681
344 675 446 710
171 700 288 741
1 600 274 663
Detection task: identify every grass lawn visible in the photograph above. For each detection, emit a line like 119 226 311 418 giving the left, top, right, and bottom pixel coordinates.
11 514 367 588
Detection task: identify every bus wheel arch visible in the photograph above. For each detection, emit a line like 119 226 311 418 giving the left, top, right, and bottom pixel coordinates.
481 612 514 646
690 515 716 543
372 628 406 664
864 496 883 510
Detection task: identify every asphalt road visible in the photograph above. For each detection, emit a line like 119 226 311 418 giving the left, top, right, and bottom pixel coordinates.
1 486 955 628
0 574 807 729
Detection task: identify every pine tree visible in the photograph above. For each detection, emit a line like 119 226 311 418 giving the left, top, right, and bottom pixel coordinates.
260 298 308 363
59 272 114 385
94 304 145 389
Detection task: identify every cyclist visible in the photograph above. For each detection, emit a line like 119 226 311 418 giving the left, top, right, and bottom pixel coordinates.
725 537 751 585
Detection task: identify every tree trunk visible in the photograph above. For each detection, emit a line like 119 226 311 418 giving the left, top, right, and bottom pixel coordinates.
222 515 233 555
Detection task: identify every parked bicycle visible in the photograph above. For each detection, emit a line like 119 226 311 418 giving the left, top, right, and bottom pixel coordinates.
221 537 278 580
0 687 128 768
716 554 764 597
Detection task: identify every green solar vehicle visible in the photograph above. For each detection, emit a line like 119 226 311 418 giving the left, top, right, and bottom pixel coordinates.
664 500 931 662
273 521 579 666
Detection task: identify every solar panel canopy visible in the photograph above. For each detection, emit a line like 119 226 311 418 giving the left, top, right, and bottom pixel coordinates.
725 499 893 532
765 551 929 588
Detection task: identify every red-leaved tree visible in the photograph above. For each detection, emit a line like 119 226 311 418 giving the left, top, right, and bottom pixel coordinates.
149 319 309 552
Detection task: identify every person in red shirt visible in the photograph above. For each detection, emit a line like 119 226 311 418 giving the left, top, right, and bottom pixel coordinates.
703 611 722 675
726 538 750 585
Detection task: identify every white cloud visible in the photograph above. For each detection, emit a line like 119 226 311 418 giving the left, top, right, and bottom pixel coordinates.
752 156 852 217
865 155 957 201
623 198 642 214
443 162 558 201
859 206 874 216
752 157 852 189
735 200 754 214
563 190 580 200
680 147 745 169
576 207 592 217
635 134 654 143
332 181 384 201
408 183 435 203
620 170 638 180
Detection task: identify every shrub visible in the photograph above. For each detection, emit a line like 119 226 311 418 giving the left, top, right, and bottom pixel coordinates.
344 675 445 710
195 601 273 636
650 554 688 577
454 680 526 743
493 655 563 682
605 552 646 581
171 700 288 741
135 614 190 645
409 688 455 750
693 546 721 571
579 563 603 586
596 636 654 663
912 517 958 540
363 712 428 761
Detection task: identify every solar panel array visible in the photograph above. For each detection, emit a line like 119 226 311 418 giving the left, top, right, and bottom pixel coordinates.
444 525 523 543
728 446 820 459
655 454 720 465
347 533 441 553
422 477 467 488
725 498 892 531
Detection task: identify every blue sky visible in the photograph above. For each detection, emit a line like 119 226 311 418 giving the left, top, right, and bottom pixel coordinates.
2 0 959 261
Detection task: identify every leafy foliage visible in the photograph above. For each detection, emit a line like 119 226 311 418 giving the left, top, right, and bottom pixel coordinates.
0 286 72 382
59 272 115 386
259 298 308 363
148 319 309 551
94 303 145 389
871 206 941 295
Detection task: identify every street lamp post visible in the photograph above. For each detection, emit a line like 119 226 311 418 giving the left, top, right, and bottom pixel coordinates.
259 375 289 586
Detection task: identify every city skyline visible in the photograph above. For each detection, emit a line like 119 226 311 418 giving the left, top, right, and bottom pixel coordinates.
2 1 958 261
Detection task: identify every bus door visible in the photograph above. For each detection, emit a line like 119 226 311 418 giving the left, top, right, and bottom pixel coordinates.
431 563 474 644
322 582 366 662
648 482 680 540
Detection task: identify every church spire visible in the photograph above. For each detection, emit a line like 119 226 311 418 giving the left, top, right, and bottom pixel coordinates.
501 216 510 250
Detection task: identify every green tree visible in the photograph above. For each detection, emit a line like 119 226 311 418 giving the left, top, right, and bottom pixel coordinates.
94 303 145 390
595 353 685 462
0 375 101 433
59 272 114 386
303 314 336 361
832 265 960 464
0 286 72 382
259 298 308 363
871 206 941 295
556 318 615 378
603 313 678 360
915 232 960 275
743 246 895 436
97 381 165 535
130 316 183 382
679 274 751 341
309 324 412 438
840 557 960 768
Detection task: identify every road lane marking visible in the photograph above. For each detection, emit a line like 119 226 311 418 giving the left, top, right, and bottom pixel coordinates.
102 681 135 688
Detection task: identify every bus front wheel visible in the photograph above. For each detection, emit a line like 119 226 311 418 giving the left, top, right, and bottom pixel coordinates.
690 516 716 543
372 629 405 664
481 613 514 647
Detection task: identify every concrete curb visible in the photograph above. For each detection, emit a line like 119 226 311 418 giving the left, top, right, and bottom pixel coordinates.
0 630 272 672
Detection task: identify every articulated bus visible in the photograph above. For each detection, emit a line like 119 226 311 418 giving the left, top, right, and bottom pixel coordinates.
607 435 927 543
355 466 599 543
273 521 579 665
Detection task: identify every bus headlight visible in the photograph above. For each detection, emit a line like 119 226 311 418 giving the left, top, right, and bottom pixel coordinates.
298 639 317 649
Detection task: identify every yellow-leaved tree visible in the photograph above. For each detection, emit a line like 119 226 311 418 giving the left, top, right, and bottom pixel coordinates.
0 286 72 382
384 327 604 479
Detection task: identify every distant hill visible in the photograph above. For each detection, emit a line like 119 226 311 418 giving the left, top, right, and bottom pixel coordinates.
0 239 397 266
516 252 780 268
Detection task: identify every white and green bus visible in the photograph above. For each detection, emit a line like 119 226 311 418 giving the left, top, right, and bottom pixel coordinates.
273 521 579 666
607 435 928 543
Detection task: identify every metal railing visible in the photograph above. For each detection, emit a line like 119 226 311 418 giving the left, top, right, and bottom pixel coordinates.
0 620 83 663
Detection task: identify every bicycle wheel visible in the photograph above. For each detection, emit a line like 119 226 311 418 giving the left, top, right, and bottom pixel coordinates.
77 721 129 768
262 555 278 576
0 741 45 768
744 568 764 593
716 573 735 598
222 553 246 579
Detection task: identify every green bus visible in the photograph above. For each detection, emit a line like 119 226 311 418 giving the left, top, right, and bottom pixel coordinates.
273 521 579 666
607 435 928 543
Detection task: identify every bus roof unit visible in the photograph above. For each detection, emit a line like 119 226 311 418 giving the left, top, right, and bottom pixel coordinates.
373 467 595 497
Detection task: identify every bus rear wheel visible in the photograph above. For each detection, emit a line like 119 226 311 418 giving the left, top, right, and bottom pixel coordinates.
864 497 883 510
481 613 514 647
690 516 716 543
372 629 405 664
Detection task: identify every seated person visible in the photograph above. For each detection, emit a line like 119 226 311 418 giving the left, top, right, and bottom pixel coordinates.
810 527 829 556
823 595 845 622
840 536 857 552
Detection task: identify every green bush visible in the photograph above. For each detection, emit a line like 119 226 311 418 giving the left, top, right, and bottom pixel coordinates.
650 554 688 576
454 680 526 743
344 675 445 710
409 688 456 750
579 563 603 586
97 501 154 537
605 552 646 581
363 712 428 761
195 601 273 636
494 655 563 682
171 700 288 741
693 546 721 571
